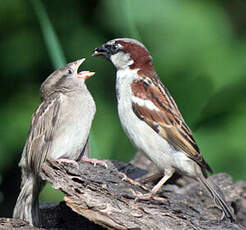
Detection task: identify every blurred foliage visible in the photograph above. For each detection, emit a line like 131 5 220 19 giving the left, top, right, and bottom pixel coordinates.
0 0 246 216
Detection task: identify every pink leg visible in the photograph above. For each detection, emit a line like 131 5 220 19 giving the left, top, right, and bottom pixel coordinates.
135 169 175 202
80 156 107 168
119 173 150 192
56 158 78 166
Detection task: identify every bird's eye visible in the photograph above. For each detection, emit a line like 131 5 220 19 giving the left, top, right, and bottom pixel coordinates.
111 44 119 53
67 69 73 75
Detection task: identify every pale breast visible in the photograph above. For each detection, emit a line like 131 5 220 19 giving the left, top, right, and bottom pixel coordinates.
116 69 176 170
49 92 95 160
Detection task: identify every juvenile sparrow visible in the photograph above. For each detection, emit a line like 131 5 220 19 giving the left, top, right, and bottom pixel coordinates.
13 59 97 226
93 38 235 221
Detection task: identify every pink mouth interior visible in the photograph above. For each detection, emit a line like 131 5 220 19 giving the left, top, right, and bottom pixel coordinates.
78 71 90 75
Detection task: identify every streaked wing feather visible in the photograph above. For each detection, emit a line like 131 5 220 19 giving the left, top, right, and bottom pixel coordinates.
23 96 61 174
131 78 212 174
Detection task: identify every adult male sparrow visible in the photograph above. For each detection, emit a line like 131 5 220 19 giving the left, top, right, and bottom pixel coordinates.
93 38 235 221
13 59 97 226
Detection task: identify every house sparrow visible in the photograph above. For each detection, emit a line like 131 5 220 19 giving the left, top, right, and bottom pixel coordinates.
93 38 235 222
13 58 98 226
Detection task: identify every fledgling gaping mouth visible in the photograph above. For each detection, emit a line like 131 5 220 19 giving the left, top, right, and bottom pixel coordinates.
77 71 95 79
75 58 95 79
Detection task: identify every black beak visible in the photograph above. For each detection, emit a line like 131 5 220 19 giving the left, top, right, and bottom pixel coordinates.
92 44 111 59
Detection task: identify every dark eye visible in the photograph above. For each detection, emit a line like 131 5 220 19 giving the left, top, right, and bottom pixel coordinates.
111 44 119 53
67 69 73 75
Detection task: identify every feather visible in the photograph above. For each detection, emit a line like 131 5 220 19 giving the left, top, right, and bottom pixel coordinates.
131 77 213 176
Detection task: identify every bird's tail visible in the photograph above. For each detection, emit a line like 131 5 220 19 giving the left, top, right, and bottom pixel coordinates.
13 173 42 226
198 175 235 222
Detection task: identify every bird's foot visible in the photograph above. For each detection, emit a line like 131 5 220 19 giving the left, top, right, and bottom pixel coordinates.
119 172 150 192
134 192 166 202
80 156 107 168
56 158 78 166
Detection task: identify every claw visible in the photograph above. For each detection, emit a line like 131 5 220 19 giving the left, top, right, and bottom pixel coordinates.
119 173 150 192
80 156 107 168
135 192 166 202
56 158 78 166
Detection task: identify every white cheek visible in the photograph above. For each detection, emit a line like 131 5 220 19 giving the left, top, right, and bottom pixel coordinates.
110 52 133 70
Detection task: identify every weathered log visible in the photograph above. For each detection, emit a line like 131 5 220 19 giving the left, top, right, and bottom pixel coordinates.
1 158 245 229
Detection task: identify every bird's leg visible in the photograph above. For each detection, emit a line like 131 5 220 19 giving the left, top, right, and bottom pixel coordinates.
56 158 78 166
151 172 173 194
77 139 107 168
135 168 175 201
119 172 151 192
80 155 108 168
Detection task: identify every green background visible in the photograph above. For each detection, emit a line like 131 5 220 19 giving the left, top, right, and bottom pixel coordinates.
0 0 246 217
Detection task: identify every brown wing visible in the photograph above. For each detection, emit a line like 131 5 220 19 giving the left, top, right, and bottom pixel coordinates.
131 78 213 175
20 96 61 174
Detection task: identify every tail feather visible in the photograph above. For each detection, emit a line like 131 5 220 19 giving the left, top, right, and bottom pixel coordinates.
198 176 235 222
13 174 42 226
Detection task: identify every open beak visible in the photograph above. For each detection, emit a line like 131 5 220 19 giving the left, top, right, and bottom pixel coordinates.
77 71 95 79
74 58 85 69
74 58 95 79
92 44 110 59
70 58 95 79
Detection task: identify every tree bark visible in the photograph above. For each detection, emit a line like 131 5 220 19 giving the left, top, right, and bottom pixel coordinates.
1 158 245 229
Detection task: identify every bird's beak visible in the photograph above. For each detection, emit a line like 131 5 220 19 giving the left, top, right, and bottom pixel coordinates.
77 71 95 79
92 44 110 59
75 58 95 79
74 58 86 69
